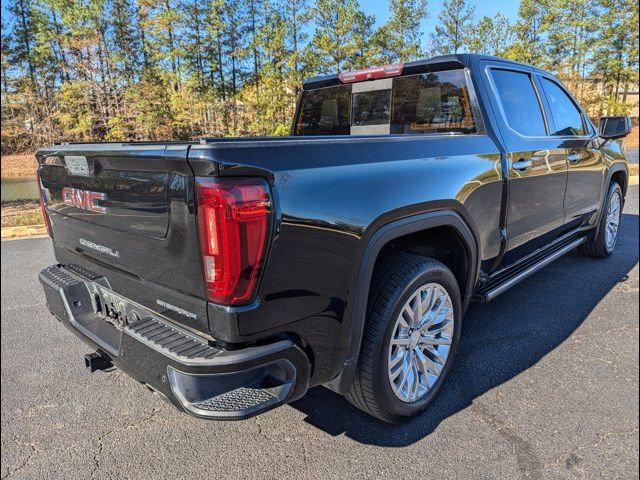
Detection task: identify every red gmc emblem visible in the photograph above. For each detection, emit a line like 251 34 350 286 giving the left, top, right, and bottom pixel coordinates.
62 187 108 214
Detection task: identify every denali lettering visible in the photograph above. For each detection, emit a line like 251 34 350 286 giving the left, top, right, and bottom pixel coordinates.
78 238 120 258
62 187 108 214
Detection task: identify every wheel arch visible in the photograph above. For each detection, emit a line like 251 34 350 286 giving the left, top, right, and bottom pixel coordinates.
610 166 629 198
326 209 480 394
592 164 629 240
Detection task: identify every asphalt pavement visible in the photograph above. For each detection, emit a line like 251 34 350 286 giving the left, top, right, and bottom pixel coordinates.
2 187 639 480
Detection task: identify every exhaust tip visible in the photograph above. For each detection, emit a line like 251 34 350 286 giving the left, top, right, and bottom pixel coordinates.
84 352 113 372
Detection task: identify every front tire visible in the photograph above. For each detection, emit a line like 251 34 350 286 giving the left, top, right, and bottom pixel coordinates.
346 254 462 423
579 182 623 258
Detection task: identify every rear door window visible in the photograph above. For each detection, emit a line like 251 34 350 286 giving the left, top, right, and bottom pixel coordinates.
490 69 547 137
540 78 587 136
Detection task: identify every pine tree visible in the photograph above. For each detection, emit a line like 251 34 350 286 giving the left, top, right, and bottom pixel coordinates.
286 0 310 89
591 0 639 115
221 0 249 133
375 0 428 63
1 18 11 97
307 0 376 74
7 0 40 88
7 0 60 145
543 0 599 104
430 0 475 55
246 0 262 99
139 0 184 91
503 0 548 66
466 14 512 56
110 0 142 85
257 1 290 133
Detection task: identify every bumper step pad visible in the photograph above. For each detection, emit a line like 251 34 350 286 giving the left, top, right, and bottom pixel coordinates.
126 317 220 362
40 264 83 289
192 387 277 413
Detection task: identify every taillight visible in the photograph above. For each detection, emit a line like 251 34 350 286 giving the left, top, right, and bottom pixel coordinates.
36 168 53 238
338 63 404 83
195 177 271 305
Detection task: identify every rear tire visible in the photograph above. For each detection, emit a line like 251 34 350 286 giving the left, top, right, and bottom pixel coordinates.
579 182 623 258
346 254 462 423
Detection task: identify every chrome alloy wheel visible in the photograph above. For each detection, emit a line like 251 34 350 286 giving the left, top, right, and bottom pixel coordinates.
605 190 622 252
387 283 455 403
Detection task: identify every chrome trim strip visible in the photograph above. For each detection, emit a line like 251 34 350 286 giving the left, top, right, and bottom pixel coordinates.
490 226 592 279
484 237 587 302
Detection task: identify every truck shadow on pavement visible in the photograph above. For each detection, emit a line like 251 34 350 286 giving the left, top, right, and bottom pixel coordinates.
289 213 639 447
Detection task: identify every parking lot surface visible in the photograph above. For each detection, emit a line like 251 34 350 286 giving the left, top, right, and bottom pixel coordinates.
2 187 638 480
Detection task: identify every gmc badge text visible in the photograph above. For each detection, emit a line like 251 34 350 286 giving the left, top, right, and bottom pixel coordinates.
37 55 631 422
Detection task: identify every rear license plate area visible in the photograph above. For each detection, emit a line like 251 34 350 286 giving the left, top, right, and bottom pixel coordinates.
91 286 146 332
63 282 124 356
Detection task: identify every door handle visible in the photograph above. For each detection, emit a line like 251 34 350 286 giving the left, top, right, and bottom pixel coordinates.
568 151 580 163
512 158 532 172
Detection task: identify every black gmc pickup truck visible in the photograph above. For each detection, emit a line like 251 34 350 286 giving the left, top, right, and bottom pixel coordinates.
37 54 632 423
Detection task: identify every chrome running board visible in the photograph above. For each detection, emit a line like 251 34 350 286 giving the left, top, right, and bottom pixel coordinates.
474 236 587 303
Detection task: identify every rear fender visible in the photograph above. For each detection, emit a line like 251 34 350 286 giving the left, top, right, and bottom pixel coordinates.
326 210 479 394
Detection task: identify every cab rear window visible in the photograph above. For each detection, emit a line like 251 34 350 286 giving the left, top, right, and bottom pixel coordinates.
352 89 391 126
391 70 476 134
294 69 479 135
294 85 351 135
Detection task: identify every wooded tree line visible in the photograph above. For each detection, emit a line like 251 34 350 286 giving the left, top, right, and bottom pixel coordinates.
1 0 638 153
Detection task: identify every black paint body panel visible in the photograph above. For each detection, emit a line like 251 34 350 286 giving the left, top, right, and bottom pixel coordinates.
37 144 210 334
192 134 502 384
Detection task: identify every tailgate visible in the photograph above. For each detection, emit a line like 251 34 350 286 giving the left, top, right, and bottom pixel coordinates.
37 143 210 333
39 144 176 238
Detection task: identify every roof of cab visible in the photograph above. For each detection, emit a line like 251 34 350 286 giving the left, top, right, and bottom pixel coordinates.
302 54 551 90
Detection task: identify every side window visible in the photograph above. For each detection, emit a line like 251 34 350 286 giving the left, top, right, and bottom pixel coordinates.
541 78 587 136
490 69 547 136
